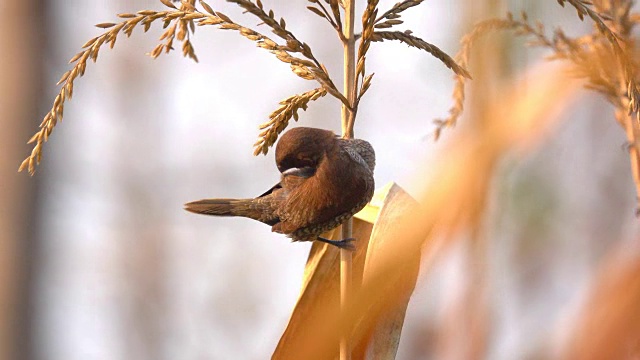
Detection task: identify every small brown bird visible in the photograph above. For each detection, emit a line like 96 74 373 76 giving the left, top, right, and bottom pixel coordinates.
184 127 375 249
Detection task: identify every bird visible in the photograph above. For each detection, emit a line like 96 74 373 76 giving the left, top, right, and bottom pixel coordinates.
184 127 376 250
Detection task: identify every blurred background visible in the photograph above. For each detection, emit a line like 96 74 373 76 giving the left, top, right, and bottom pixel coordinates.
2 0 640 359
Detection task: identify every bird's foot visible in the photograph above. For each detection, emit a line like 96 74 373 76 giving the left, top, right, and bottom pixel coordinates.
316 236 356 251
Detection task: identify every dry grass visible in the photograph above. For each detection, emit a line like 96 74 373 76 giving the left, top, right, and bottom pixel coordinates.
18 0 640 359
434 0 640 211
19 1 339 174
274 64 582 359
562 247 640 360
370 30 471 79
375 0 424 24
19 0 466 175
254 88 327 155
436 2 634 132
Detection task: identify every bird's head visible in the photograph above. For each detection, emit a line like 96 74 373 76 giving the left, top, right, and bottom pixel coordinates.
275 127 337 172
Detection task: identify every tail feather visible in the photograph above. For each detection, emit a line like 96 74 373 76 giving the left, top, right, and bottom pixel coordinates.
184 199 239 216
184 198 278 225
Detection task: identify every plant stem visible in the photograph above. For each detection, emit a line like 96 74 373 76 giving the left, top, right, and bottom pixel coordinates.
341 1 356 140
341 1 356 359
619 110 640 213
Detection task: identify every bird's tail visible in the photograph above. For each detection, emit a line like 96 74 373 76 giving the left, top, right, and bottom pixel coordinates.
184 198 273 224
184 199 244 216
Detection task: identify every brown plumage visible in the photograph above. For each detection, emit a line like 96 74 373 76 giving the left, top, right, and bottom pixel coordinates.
184 127 376 249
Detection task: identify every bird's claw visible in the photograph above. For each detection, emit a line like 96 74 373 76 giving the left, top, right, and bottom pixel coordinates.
316 236 356 251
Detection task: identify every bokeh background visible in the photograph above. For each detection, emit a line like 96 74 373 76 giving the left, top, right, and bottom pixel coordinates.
2 0 640 359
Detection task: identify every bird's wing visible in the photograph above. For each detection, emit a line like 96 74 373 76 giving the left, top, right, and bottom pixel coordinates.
257 167 315 198
253 167 317 227
276 154 373 234
257 182 282 198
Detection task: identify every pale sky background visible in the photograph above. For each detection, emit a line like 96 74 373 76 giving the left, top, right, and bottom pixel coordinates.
18 0 640 359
